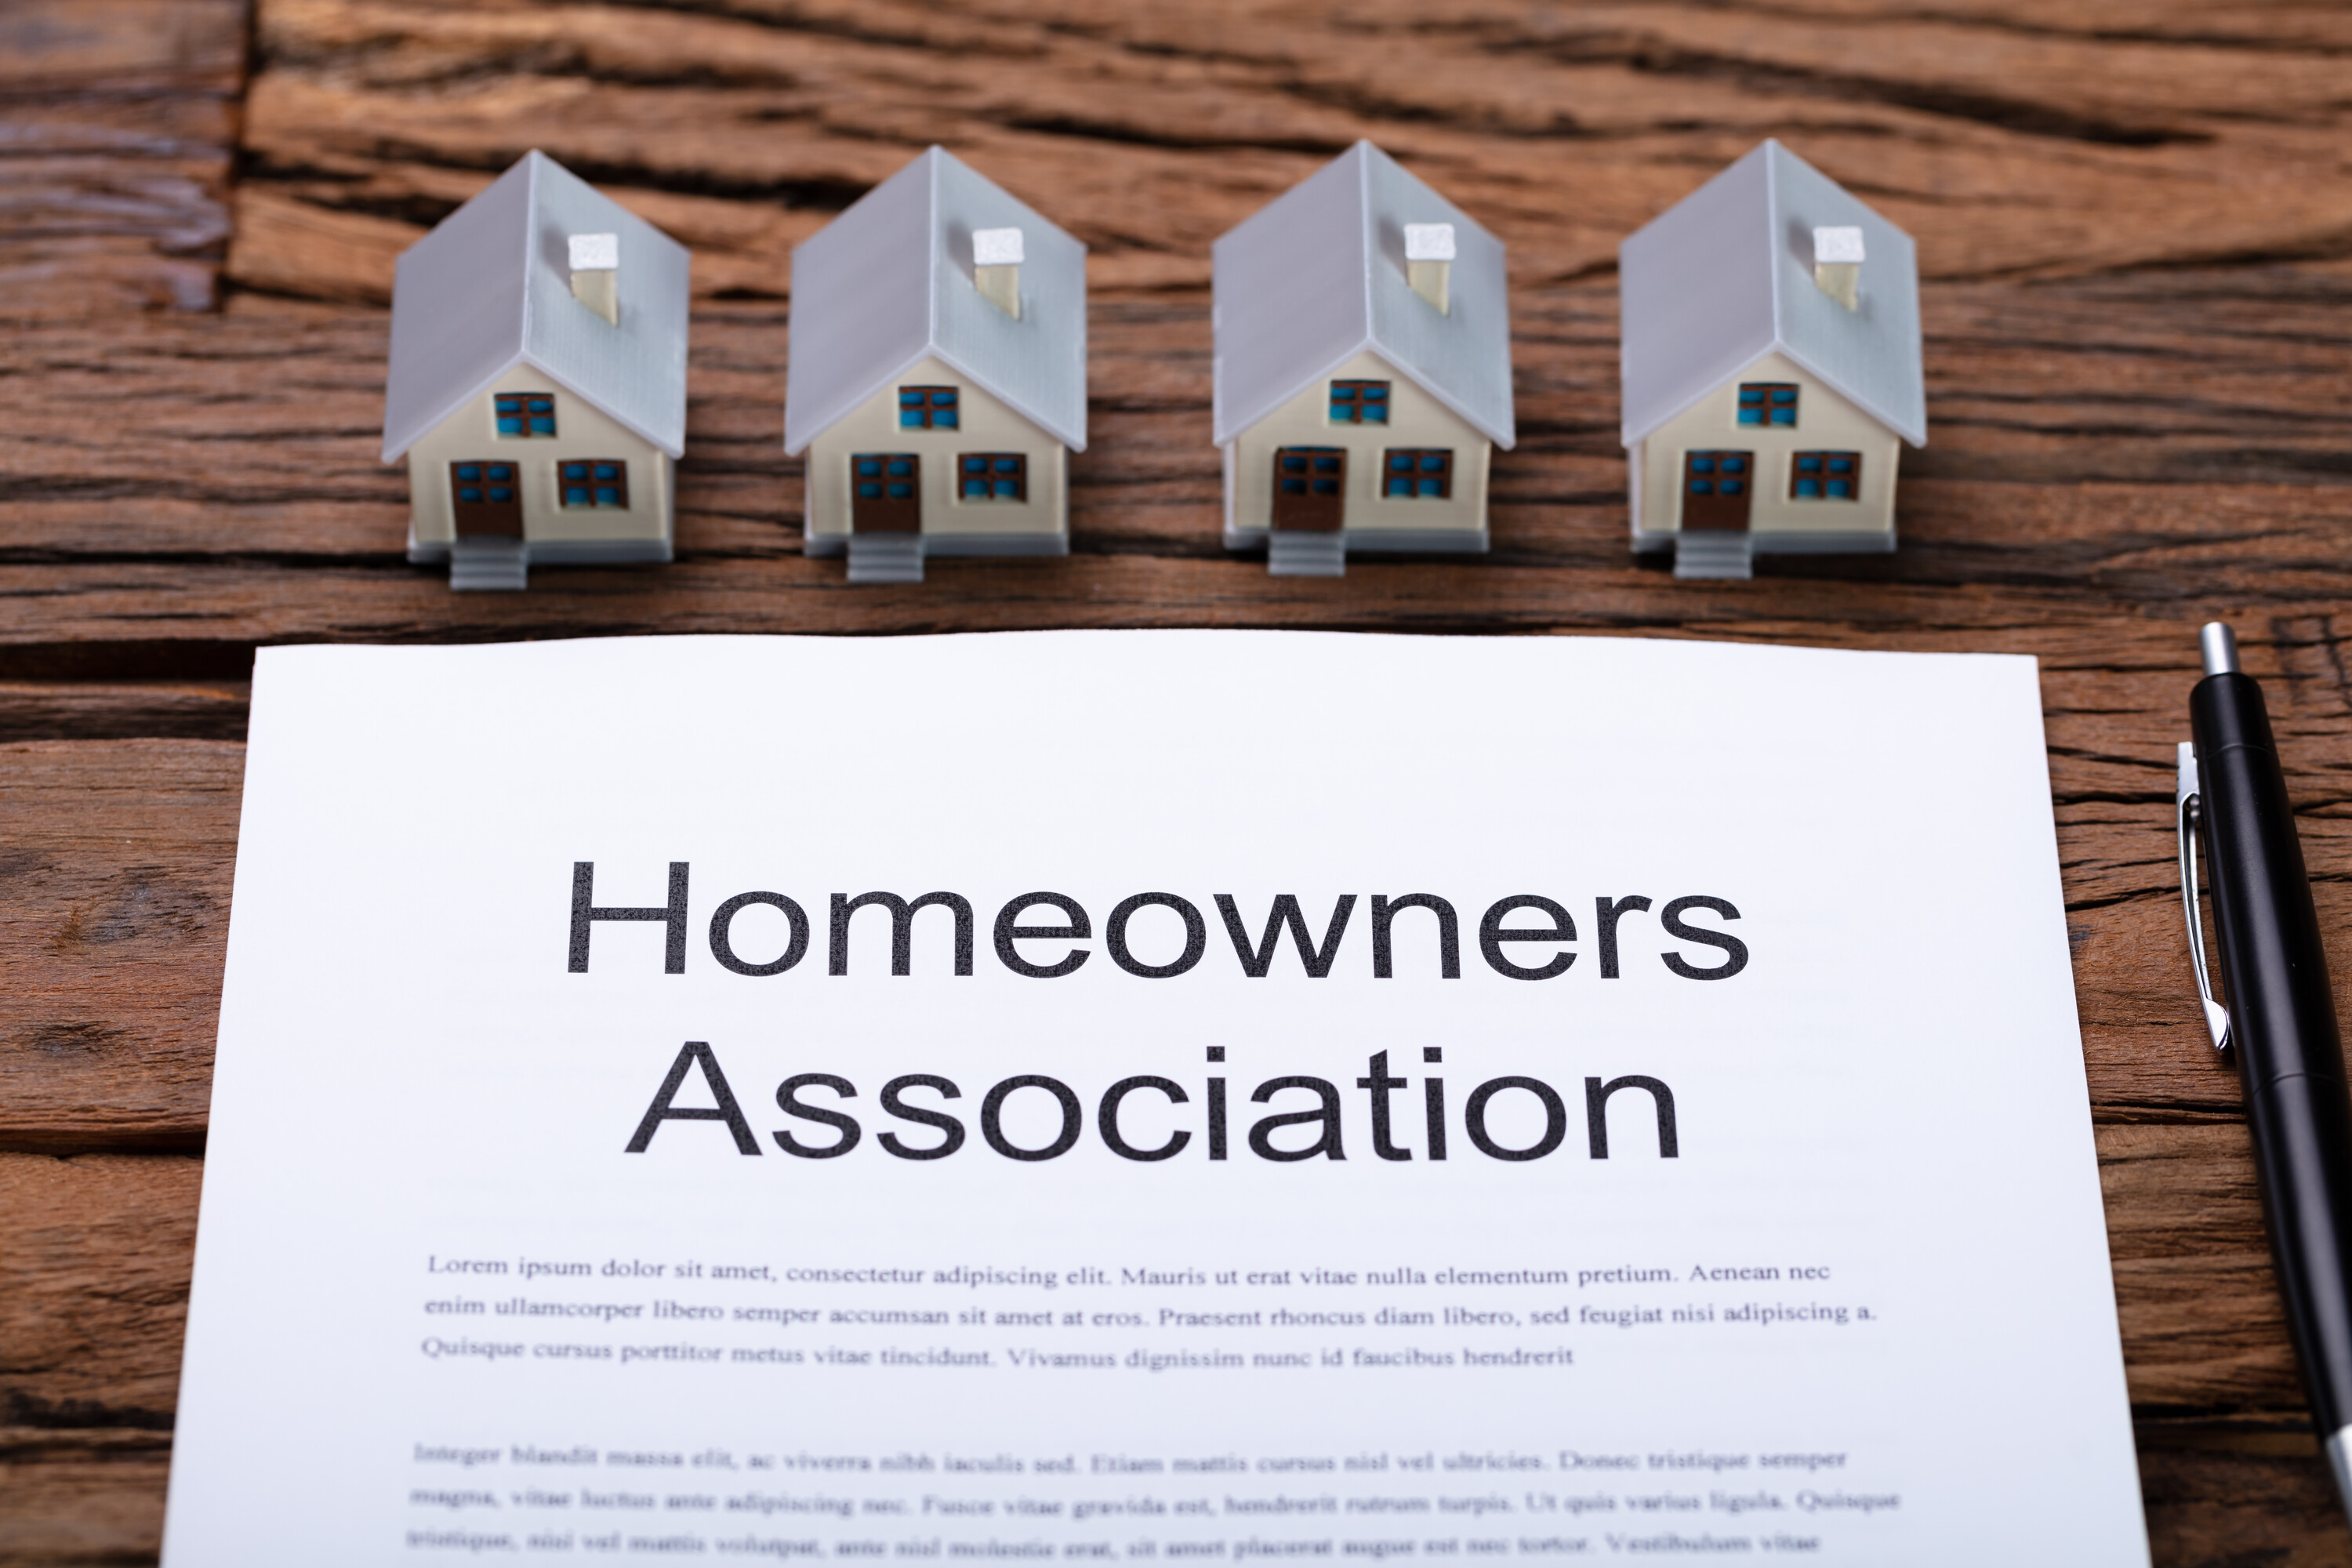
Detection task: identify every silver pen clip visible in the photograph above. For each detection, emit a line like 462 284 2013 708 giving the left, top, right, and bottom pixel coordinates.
2177 741 2232 1051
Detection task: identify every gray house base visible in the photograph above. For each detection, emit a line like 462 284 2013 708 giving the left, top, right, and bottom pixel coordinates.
1632 524 1895 583
408 536 673 592
806 531 1070 586
1225 526 1489 579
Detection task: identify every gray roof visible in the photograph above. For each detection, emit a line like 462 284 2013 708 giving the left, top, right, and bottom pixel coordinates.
382 151 691 463
784 147 1087 456
1618 140 1926 449
1212 142 1514 450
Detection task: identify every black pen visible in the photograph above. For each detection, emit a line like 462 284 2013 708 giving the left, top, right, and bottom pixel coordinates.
2181 621 2352 1516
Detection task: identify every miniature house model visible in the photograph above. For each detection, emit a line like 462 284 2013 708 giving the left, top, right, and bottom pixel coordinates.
381 152 690 592
1619 140 1926 581
786 147 1087 585
1213 142 1515 577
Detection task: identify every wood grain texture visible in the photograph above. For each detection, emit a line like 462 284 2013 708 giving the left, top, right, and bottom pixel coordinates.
219 0 2352 303
2140 1443 2352 1568
9 0 2352 1559
0 742 241 1155
0 684 249 746
0 0 248 318
0 1152 194 1566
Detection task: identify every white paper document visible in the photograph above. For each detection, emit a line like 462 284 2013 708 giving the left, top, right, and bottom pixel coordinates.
163 631 2148 1565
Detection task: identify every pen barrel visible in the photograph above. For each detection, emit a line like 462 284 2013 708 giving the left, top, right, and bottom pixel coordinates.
2193 670 2352 1434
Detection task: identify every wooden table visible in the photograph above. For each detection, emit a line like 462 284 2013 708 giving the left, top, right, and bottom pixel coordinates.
7 1 2352 1560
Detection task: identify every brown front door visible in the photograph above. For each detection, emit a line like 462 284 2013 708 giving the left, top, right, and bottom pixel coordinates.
1271 447 1346 532
1681 450 1753 532
450 460 523 538
852 453 921 532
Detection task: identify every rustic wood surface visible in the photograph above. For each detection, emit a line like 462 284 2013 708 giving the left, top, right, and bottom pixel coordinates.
5 0 2352 1561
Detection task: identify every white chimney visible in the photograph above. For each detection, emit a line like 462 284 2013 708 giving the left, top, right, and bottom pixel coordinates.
569 232 619 325
974 227 1023 320
1813 226 1864 312
1404 223 1455 315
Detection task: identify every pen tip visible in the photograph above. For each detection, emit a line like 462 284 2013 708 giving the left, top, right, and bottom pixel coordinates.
2200 622 2240 677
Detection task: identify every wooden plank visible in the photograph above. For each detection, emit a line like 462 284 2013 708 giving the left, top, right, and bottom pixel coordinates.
0 1152 197 1427
0 1430 173 1567
0 1150 193 1566
1787 0 2352 52
0 0 247 318
220 0 2352 305
13 0 2352 1557
0 0 244 85
0 682 250 744
9 553 2352 708
2103 1122 2302 1417
2138 1442 2352 1568
0 742 240 1153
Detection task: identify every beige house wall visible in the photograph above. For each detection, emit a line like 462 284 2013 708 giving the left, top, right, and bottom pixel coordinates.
804 354 1068 545
404 364 673 550
1633 350 1900 539
1225 349 1490 538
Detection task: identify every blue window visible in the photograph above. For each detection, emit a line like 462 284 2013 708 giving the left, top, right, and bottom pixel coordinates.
494 393 556 437
1381 448 1453 499
1737 383 1798 427
558 459 629 509
1791 451 1860 501
898 387 959 430
958 453 1028 501
1329 381 1390 424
